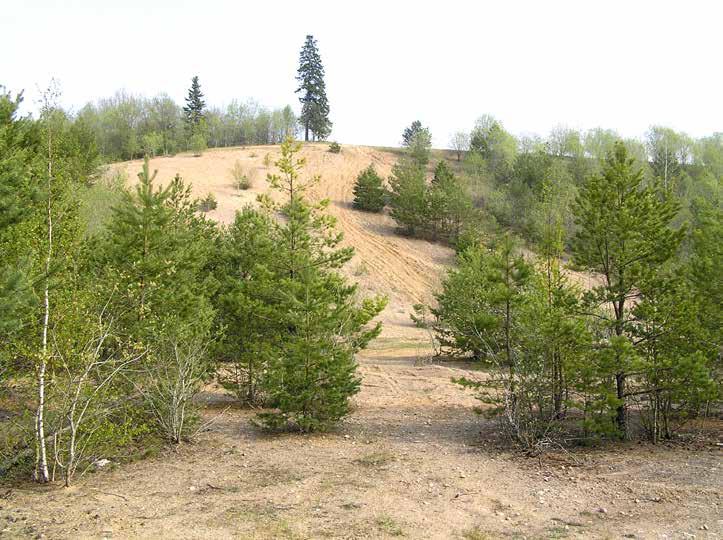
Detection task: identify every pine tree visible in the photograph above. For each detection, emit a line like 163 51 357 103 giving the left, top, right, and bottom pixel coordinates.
295 35 332 142
0 88 36 338
572 142 684 436
97 158 215 342
388 161 428 236
257 138 386 431
183 76 206 131
215 206 281 404
432 160 453 185
352 165 386 212
402 121 425 147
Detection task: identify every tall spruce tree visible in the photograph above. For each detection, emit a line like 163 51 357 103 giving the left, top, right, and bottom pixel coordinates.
295 35 331 142
183 76 206 134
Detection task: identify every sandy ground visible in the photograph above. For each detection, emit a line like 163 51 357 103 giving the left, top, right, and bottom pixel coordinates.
3 144 720 539
4 352 721 539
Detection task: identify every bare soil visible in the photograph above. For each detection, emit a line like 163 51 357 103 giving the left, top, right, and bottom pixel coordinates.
3 144 719 539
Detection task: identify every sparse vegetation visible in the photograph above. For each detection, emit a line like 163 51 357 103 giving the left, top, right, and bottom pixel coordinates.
328 141 341 153
197 192 218 212
230 160 252 189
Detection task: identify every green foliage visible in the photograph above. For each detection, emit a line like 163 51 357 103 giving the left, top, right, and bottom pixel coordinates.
352 165 386 212
328 141 341 153
183 75 206 132
402 120 427 147
296 35 332 141
197 192 217 212
77 91 295 162
253 139 386 431
215 206 280 404
572 142 690 436
230 160 252 189
388 159 476 243
388 160 428 236
0 87 37 342
190 130 207 156
469 115 517 181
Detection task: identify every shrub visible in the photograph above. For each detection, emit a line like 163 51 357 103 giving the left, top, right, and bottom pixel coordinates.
190 132 207 157
230 160 252 190
353 165 386 212
328 141 341 153
197 192 217 212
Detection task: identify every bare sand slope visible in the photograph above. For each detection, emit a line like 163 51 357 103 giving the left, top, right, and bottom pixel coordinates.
113 144 454 342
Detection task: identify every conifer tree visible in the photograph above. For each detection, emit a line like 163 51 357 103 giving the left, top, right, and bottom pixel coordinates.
572 142 684 436
352 165 386 212
97 158 215 343
183 76 206 131
295 35 332 142
257 138 386 431
215 206 281 404
402 121 426 147
388 161 428 236
0 88 36 338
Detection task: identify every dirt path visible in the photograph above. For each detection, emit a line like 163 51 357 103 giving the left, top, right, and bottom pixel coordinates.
5 350 721 539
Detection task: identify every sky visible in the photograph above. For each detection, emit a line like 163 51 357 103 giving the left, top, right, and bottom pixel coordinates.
2 0 721 147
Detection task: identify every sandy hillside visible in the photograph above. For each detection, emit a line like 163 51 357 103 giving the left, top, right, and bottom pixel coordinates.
113 144 453 343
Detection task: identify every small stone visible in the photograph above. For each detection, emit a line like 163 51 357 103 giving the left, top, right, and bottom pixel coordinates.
597 507 608 514
700 525 708 531
93 459 111 470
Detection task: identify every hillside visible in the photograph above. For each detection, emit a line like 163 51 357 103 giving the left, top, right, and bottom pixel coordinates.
114 143 455 343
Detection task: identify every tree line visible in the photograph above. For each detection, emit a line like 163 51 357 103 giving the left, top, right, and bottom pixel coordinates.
60 33 334 162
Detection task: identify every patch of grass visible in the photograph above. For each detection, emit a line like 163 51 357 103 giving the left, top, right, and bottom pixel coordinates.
215 503 301 538
353 261 369 276
461 527 493 540
376 515 404 537
79 169 126 235
544 525 571 539
353 450 395 468
246 465 302 488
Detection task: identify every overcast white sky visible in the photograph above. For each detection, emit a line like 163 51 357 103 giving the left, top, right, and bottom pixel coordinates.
2 0 721 147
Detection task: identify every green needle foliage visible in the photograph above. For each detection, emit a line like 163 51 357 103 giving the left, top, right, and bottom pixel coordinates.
296 35 331 142
572 142 685 436
254 138 386 431
352 165 386 212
